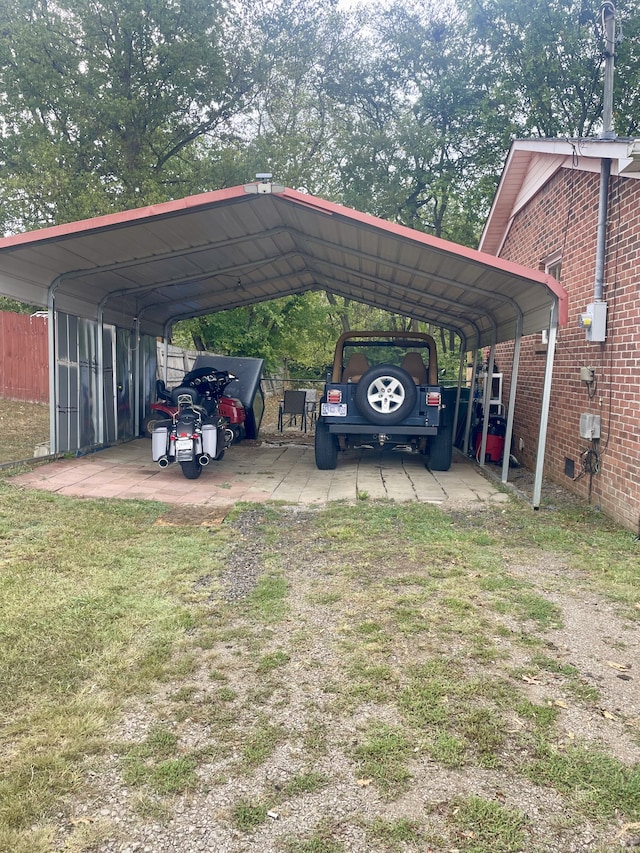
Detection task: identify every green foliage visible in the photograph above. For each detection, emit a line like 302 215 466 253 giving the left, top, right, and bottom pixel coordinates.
174 293 341 373
463 0 640 139
241 716 286 768
0 0 261 229
338 1 512 242
231 799 269 831
0 298 38 314
368 816 425 847
1 0 640 240
282 771 329 797
527 744 640 819
2 0 640 378
283 821 345 853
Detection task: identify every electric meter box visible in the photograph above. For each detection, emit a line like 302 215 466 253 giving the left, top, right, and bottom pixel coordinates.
579 413 601 439
582 302 607 342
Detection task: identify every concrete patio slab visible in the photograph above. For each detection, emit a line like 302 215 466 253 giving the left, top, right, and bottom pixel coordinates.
11 438 508 508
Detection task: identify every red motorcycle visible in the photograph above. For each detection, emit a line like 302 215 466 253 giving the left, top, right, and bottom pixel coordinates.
143 367 247 442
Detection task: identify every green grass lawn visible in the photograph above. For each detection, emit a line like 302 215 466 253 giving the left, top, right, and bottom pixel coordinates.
0 399 50 463
0 479 638 853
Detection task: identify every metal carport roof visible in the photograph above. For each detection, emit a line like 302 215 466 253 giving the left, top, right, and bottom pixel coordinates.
0 181 567 349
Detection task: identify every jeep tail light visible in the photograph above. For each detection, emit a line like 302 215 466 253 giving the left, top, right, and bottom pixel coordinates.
426 392 441 407
327 389 342 404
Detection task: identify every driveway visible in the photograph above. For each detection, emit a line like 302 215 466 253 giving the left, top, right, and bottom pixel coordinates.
12 438 508 508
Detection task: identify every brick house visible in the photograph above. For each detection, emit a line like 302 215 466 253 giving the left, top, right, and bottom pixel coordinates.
480 138 640 533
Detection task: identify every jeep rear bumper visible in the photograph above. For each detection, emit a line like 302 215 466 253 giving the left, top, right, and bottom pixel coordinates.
325 423 437 435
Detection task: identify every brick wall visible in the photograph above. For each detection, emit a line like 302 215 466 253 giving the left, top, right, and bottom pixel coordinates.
495 167 640 533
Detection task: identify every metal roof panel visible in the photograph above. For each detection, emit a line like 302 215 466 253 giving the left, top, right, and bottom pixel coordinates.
0 184 566 348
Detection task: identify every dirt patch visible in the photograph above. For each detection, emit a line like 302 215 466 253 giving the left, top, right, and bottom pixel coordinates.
54 503 640 853
506 556 640 765
155 506 229 527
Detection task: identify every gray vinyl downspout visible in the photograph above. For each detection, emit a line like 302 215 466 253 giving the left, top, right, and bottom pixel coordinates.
594 156 611 303
596 1 615 299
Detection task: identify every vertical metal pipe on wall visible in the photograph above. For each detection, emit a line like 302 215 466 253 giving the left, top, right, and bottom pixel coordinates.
594 157 611 303
593 3 615 307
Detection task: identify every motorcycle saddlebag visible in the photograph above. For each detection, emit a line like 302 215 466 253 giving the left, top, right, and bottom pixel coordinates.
201 422 220 459
151 426 169 461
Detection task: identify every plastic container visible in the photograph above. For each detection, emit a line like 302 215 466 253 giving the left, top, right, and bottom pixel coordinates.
475 415 506 463
152 426 169 461
201 423 218 458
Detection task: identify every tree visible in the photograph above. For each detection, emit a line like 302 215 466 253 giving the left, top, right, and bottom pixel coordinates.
174 292 343 373
332 0 514 244
613 1 640 135
0 0 261 230
235 0 361 196
462 0 634 138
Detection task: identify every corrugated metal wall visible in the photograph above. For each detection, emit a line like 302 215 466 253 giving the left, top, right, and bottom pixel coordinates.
0 311 49 402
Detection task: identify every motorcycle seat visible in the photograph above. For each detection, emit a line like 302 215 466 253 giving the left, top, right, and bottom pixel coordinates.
171 385 201 407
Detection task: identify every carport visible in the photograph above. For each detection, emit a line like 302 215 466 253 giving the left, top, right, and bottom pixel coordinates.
0 178 567 506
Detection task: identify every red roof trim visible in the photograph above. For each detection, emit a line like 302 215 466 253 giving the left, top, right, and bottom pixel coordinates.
0 185 247 249
282 188 568 326
0 183 568 327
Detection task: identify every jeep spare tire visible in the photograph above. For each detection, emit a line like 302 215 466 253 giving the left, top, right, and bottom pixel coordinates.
355 365 417 426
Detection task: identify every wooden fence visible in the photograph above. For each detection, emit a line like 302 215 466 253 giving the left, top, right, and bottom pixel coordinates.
0 311 49 402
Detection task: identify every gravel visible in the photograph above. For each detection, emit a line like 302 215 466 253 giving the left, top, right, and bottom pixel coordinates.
51 494 640 853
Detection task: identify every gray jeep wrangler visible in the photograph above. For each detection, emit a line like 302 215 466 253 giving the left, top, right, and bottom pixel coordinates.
315 330 453 471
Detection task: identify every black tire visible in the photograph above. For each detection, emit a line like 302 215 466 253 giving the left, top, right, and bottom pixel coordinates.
211 448 225 462
354 365 417 426
180 459 203 479
142 412 171 438
315 420 338 470
428 427 453 471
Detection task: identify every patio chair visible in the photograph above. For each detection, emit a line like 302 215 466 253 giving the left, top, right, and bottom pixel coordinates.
277 390 308 431
303 388 318 429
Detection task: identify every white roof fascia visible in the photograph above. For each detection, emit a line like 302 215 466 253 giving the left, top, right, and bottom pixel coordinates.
480 138 640 256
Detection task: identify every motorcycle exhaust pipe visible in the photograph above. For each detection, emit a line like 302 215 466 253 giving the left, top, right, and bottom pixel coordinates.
198 454 210 466
158 456 170 468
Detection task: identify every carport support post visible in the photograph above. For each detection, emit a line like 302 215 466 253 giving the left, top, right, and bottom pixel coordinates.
47 275 64 454
501 316 522 484
462 350 477 456
133 317 141 438
452 343 466 452
162 335 169 384
96 308 105 445
47 297 58 454
478 344 497 468
533 302 559 508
